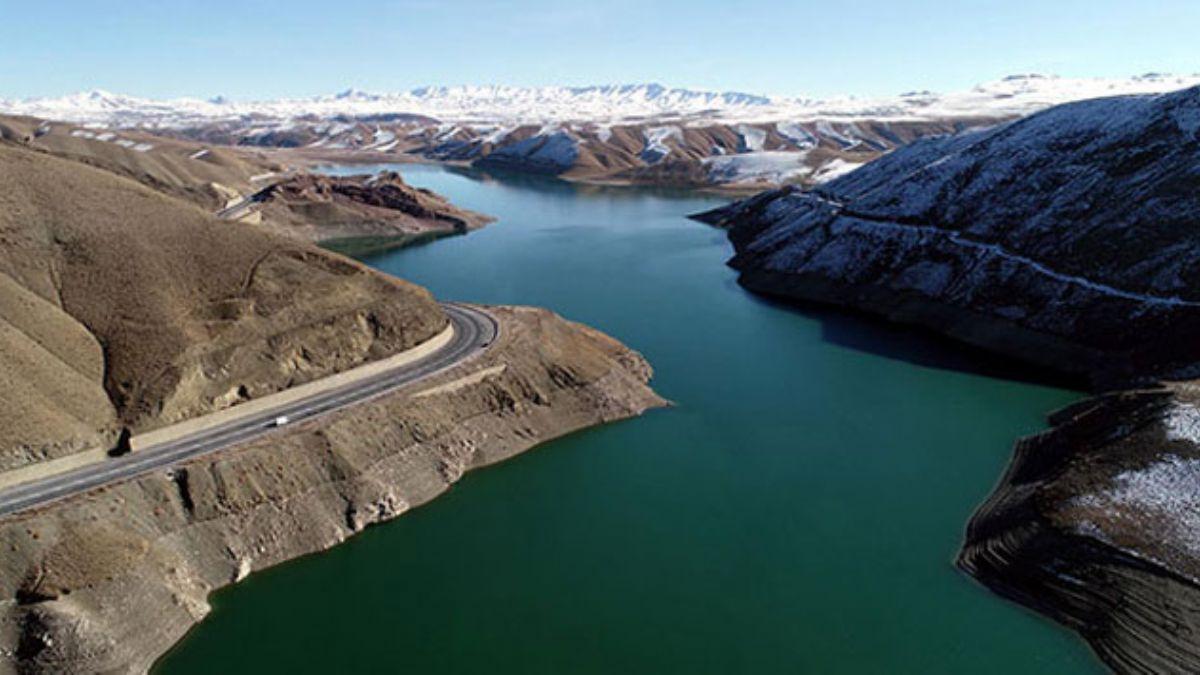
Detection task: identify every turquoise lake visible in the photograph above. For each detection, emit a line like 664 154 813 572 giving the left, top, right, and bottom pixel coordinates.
157 164 1100 674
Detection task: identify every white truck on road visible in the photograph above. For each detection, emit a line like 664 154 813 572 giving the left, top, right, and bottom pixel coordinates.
272 415 290 427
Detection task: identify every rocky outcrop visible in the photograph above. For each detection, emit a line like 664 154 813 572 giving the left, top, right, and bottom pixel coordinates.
699 84 1200 674
696 85 1200 388
0 305 666 673
254 171 492 253
958 384 1200 673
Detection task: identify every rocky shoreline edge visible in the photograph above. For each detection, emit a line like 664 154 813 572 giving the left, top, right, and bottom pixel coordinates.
0 306 666 673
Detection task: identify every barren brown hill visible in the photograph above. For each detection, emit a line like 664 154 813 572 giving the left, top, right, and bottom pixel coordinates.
0 140 445 471
0 113 274 209
1 115 494 255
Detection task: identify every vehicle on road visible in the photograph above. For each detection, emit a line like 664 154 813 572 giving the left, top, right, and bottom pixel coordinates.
272 415 290 427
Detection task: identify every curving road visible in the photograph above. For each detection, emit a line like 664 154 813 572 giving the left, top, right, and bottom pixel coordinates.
0 303 498 517
215 187 268 220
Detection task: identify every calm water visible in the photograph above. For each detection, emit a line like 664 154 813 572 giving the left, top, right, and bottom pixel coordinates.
158 165 1100 674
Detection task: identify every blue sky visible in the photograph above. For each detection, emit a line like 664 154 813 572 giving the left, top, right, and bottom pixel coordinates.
1 0 1197 100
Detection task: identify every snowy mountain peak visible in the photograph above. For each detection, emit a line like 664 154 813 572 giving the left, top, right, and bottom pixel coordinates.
3 75 1200 129
334 88 376 101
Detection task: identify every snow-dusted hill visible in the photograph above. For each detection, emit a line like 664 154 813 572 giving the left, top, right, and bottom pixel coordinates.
4 74 1199 127
7 74 1197 191
696 82 1200 383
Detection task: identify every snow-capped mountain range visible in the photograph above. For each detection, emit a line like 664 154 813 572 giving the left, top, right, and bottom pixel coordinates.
3 74 1199 128
7 74 1197 192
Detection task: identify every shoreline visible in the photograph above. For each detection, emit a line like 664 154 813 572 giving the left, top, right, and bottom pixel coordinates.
1 306 667 672
253 146 774 198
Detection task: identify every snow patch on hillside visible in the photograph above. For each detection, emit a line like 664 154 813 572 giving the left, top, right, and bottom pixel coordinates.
776 122 817 148
487 130 580 170
704 151 807 184
641 126 682 163
812 159 864 182
1166 403 1200 443
1072 455 1200 558
703 152 868 186
735 124 767 152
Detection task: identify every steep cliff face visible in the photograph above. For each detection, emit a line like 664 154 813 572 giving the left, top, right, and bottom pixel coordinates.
696 85 1200 387
959 384 1200 673
0 306 666 673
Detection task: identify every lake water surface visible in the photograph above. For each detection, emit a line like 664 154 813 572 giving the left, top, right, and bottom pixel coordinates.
158 165 1100 673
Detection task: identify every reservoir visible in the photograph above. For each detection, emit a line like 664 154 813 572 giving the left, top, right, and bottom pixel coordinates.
158 165 1100 673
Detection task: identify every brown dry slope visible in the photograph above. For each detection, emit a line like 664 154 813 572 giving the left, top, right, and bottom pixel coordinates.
0 113 273 209
0 140 446 472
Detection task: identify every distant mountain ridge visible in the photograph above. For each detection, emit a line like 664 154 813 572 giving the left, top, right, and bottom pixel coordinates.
8 74 1198 193
4 74 1199 127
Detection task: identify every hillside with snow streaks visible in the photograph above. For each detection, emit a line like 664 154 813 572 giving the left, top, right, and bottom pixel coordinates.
9 74 1197 191
696 83 1200 385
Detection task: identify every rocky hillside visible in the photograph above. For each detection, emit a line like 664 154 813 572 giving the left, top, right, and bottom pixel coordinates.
0 306 665 673
697 85 1200 387
0 140 446 472
697 84 1200 674
959 384 1200 674
251 171 492 253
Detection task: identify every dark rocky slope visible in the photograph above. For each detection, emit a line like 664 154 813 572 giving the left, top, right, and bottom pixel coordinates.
696 85 1200 387
958 385 1200 674
697 85 1200 674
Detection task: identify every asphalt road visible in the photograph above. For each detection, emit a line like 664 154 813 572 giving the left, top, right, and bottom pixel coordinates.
0 303 498 517
215 188 267 220
215 170 298 220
